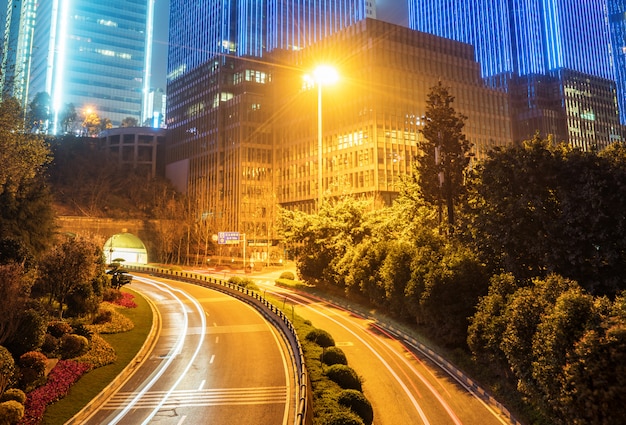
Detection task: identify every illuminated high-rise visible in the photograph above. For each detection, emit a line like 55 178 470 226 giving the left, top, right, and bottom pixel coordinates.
608 0 626 124
28 0 155 132
408 0 622 149
409 0 613 84
1 0 37 110
166 0 376 239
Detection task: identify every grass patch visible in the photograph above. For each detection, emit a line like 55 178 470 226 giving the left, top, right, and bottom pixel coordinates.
41 288 152 425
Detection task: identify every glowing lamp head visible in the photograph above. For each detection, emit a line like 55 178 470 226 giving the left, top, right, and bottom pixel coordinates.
313 65 339 86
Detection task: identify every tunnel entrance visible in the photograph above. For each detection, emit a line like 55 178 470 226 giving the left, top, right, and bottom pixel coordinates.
103 232 148 265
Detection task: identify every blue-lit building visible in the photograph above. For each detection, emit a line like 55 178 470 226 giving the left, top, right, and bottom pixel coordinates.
1 0 37 110
608 0 626 124
408 0 622 149
166 0 376 237
28 0 155 132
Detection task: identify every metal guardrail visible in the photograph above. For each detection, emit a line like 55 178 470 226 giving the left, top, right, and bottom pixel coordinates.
127 265 310 425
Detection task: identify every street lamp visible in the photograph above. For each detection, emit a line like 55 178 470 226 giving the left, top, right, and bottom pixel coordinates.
308 65 339 210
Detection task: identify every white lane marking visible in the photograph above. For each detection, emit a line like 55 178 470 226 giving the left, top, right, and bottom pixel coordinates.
175 415 186 425
266 319 292 425
198 380 206 391
139 276 208 425
210 354 215 364
103 387 288 409
107 278 192 425
276 289 432 425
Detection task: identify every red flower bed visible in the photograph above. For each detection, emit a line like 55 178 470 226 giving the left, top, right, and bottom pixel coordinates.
20 360 91 425
112 291 137 308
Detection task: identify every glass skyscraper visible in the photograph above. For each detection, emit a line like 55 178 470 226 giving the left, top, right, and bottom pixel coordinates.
166 0 375 236
408 0 613 83
608 0 626 124
28 0 154 132
408 0 621 149
1 0 38 110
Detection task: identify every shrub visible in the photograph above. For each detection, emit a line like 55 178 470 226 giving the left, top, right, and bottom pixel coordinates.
93 309 113 324
279 271 295 280
72 323 93 341
0 400 24 425
5 309 46 357
326 410 364 425
18 352 47 391
41 334 59 357
0 388 26 404
87 304 134 334
325 365 362 391
227 276 258 291
0 347 16 394
322 346 347 366
103 288 122 303
47 321 72 338
74 334 116 369
305 328 335 348
338 390 373 425
59 334 89 359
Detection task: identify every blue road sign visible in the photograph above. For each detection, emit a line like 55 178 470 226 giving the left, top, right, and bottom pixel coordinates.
217 232 240 245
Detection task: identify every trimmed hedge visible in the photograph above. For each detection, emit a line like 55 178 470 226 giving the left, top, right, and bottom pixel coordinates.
322 346 347 366
0 389 26 404
0 400 24 425
338 389 373 425
325 365 362 391
306 328 335 348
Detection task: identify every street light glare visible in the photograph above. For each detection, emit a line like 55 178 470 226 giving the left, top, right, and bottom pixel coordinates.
313 65 339 85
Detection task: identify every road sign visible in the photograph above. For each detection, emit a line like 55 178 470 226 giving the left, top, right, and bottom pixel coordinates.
217 232 240 245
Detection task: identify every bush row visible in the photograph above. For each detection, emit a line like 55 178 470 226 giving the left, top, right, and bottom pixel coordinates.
303 326 373 425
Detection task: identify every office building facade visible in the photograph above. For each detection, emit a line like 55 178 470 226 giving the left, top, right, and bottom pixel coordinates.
28 0 155 132
166 0 376 242
273 19 512 212
165 13 513 251
408 0 622 149
1 0 37 110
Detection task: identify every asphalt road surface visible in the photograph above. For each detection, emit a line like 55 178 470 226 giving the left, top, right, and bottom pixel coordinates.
70 275 296 425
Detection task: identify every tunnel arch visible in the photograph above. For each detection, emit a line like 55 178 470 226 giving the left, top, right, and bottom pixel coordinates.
103 232 148 265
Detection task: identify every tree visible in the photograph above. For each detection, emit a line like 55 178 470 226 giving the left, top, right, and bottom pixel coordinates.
464 135 626 295
0 97 51 196
59 103 77 133
82 111 101 136
413 82 472 232
34 235 104 318
106 261 133 289
560 295 626 424
99 117 113 132
27 92 51 133
0 264 32 345
0 176 56 255
121 116 138 127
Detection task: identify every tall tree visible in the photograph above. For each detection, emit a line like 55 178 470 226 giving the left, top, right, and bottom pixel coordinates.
59 103 77 133
27 92 51 133
464 135 626 295
0 97 51 196
0 263 33 345
413 82 472 232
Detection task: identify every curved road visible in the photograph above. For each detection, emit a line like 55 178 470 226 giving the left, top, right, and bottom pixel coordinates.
249 273 514 425
71 275 296 425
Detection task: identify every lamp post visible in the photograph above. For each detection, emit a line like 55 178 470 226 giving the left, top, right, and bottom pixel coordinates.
311 65 338 210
